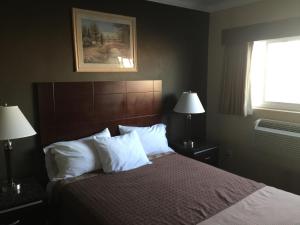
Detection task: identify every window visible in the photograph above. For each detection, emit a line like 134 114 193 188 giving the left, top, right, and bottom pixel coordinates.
250 36 300 111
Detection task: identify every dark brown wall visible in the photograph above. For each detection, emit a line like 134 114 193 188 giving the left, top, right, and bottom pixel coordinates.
0 1 209 180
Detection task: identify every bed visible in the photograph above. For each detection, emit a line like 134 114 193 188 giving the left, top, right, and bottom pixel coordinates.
37 80 300 225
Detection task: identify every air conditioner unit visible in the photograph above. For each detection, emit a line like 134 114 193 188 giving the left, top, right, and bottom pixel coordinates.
254 119 300 138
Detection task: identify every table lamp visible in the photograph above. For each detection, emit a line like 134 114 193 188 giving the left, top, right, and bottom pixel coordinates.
0 104 36 192
174 91 205 148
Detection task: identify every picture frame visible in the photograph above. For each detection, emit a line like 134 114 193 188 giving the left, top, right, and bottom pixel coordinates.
72 8 137 72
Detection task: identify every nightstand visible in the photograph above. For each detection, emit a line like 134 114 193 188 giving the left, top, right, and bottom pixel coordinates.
171 141 219 167
0 177 47 225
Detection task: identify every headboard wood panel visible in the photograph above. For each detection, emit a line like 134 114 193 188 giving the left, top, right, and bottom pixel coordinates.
37 80 162 147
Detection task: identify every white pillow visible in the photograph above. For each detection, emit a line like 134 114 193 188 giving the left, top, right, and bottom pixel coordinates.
44 128 111 180
118 124 174 156
93 131 151 173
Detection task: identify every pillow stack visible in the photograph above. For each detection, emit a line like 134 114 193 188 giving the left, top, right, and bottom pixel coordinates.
44 123 173 180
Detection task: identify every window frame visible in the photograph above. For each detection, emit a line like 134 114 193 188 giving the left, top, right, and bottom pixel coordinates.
251 36 300 112
258 102 300 112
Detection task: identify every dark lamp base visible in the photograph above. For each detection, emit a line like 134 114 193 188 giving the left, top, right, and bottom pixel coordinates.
1 180 21 194
184 140 194 148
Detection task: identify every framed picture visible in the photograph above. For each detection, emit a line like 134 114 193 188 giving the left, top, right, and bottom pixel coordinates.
72 8 137 72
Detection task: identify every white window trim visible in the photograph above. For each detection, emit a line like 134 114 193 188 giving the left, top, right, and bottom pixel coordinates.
258 102 300 112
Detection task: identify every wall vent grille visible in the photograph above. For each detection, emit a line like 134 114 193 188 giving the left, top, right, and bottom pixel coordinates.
254 119 300 138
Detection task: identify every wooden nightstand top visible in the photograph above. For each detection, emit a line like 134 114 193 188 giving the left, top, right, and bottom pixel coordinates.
171 141 218 155
0 177 46 212
170 141 219 167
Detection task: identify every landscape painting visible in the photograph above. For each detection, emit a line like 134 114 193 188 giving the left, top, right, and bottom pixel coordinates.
73 8 137 72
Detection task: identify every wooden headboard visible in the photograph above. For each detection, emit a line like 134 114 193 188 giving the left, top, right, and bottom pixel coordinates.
37 80 162 147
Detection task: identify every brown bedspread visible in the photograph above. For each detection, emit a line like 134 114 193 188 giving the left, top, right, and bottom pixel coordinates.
54 153 264 225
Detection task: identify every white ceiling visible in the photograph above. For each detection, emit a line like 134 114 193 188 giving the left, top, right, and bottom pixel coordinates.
147 0 262 12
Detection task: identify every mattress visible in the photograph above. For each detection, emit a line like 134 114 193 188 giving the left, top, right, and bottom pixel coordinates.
50 153 267 225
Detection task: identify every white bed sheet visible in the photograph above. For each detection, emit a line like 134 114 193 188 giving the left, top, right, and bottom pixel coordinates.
199 186 300 225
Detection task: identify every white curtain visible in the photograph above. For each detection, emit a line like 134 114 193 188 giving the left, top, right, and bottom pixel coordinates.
219 42 253 116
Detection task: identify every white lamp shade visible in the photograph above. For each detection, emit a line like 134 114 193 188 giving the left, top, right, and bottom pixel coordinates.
174 92 205 114
0 106 36 140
